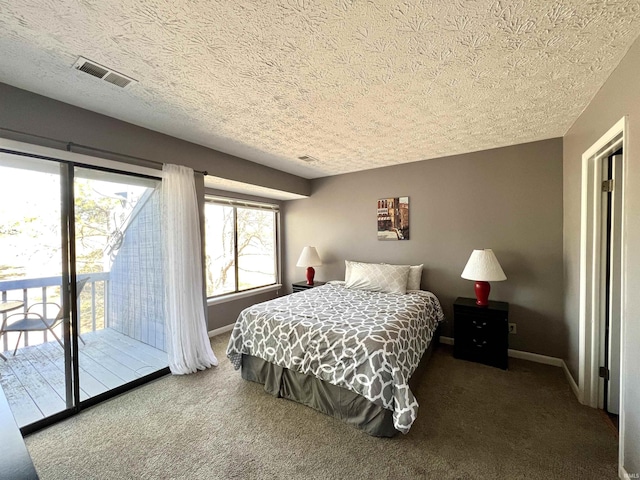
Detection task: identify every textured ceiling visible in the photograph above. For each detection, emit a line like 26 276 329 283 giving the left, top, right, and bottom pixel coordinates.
1 1 640 179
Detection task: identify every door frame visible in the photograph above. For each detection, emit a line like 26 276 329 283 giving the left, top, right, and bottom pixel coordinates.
578 116 627 470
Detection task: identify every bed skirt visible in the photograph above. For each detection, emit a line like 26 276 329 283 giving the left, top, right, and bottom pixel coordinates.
240 327 440 437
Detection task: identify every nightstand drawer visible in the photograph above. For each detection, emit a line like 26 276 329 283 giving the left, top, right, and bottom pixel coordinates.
455 330 505 360
454 313 507 337
466 317 496 333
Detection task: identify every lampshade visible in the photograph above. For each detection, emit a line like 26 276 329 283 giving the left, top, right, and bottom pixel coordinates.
461 249 506 281
296 246 322 267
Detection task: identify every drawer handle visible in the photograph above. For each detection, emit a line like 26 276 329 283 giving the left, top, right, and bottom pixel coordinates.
471 320 487 328
472 338 488 348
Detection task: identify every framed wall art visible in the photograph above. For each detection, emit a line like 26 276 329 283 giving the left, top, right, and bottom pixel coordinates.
377 197 409 241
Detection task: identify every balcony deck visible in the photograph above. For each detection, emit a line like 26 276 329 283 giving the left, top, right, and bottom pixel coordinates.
0 328 167 428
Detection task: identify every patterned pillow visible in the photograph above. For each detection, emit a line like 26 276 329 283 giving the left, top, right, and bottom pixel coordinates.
344 261 411 294
346 260 423 291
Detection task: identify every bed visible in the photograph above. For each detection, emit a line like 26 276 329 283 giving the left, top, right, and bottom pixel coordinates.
226 263 444 437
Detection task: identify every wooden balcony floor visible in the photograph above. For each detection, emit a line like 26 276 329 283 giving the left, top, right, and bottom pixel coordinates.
0 328 167 428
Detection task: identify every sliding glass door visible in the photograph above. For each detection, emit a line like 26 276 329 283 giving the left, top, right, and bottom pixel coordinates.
73 167 167 401
0 149 168 430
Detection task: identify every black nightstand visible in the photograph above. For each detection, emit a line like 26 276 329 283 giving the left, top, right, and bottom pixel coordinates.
292 281 326 293
453 297 509 370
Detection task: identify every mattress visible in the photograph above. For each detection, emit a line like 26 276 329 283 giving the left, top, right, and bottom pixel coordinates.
227 283 444 434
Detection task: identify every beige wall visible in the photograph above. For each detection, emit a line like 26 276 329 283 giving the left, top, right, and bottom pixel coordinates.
283 138 565 357
563 36 640 475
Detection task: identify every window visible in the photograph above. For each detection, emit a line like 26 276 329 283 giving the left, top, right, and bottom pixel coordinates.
204 197 279 297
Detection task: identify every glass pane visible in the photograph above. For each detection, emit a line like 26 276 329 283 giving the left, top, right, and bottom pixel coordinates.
74 167 167 401
237 207 276 290
204 203 236 296
0 153 68 427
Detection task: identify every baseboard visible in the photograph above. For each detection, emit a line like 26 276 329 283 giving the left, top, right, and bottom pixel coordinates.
561 361 580 401
439 336 454 345
619 464 633 479
440 336 563 367
507 349 563 367
208 324 234 338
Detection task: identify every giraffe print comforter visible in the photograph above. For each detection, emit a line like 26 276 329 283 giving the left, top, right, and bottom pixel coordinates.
226 283 444 434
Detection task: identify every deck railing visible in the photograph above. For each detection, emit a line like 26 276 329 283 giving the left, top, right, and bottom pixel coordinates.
0 272 110 352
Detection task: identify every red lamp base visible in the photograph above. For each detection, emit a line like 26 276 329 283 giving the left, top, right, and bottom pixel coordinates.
474 281 491 306
306 266 315 285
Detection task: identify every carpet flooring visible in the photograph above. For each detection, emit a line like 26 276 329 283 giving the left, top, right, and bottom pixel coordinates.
25 334 618 479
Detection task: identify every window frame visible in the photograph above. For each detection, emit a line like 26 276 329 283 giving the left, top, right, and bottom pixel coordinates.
204 195 281 299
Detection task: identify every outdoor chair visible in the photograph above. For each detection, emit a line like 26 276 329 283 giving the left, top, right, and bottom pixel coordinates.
0 278 89 357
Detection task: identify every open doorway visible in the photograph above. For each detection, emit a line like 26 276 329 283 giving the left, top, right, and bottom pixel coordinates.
578 117 627 474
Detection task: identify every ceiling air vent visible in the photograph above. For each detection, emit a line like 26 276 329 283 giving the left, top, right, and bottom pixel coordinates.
73 56 137 89
298 155 319 163
103 72 133 88
77 61 108 79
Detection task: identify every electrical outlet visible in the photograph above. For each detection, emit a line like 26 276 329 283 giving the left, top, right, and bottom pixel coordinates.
509 323 517 334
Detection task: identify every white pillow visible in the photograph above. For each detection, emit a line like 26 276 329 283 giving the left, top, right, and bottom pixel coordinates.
345 260 354 282
407 264 423 291
344 261 411 294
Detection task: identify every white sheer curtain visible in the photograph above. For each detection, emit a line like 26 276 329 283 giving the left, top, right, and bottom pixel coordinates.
162 163 218 374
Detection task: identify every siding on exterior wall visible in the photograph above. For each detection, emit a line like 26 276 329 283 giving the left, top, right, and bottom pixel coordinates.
107 188 165 350
283 138 565 359
563 34 640 476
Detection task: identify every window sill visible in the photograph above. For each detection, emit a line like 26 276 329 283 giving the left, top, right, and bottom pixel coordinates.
207 284 282 306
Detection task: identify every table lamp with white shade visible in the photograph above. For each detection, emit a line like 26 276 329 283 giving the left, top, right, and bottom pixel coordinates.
461 249 506 306
296 246 322 285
